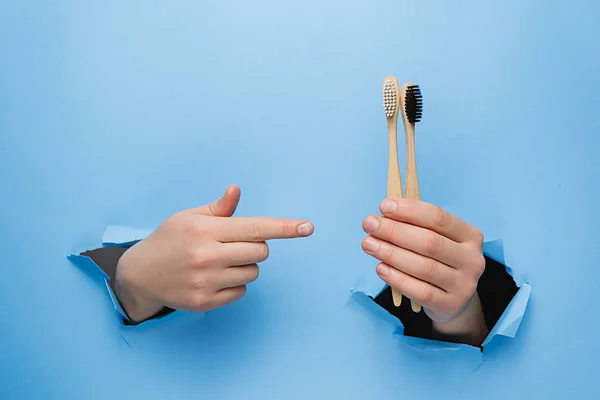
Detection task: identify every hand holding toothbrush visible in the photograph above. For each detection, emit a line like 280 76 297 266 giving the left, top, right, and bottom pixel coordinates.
361 198 489 345
373 76 488 344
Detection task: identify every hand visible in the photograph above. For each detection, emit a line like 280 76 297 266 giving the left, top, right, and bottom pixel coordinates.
115 185 314 322
361 198 488 344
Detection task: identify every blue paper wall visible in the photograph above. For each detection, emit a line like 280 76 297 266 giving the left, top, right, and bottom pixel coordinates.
1 1 599 398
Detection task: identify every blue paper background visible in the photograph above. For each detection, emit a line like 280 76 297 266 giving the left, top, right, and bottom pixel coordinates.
1 1 599 398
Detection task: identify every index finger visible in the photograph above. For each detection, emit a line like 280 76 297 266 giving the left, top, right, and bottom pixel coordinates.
212 217 314 243
379 198 481 244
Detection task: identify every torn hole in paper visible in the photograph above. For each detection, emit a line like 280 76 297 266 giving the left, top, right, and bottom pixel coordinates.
346 239 531 358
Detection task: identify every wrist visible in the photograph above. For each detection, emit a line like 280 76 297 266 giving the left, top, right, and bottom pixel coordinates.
114 252 164 323
432 292 488 346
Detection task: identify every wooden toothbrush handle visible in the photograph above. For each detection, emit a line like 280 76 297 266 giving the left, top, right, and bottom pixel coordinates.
404 123 420 199
404 122 422 313
387 118 403 307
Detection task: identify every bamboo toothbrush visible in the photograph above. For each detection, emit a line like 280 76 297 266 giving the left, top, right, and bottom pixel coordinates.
399 82 423 313
382 76 404 307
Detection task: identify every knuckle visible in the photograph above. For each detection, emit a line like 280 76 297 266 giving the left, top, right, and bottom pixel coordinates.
188 248 216 269
424 233 444 256
420 257 437 280
282 223 295 238
207 201 218 216
434 207 453 231
404 199 416 216
386 219 401 241
381 243 396 262
187 249 202 269
392 272 406 291
191 273 209 290
472 253 486 275
245 221 263 241
180 214 205 236
472 228 484 245
420 287 434 304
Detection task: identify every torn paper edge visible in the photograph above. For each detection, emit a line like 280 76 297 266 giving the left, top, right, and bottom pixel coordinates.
481 283 531 346
347 239 531 356
68 225 154 326
480 239 532 347
484 238 528 288
102 225 153 247
67 253 130 322
68 225 209 345
346 274 479 355
345 289 483 365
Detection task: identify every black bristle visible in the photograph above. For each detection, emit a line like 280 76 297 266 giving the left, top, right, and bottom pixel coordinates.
405 85 423 123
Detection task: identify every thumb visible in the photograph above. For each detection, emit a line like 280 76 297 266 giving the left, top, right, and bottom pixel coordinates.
193 184 241 217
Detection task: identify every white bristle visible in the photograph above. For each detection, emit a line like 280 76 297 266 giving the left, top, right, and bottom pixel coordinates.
383 79 397 117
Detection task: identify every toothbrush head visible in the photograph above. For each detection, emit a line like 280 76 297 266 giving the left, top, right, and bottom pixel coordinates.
404 84 423 124
383 77 400 119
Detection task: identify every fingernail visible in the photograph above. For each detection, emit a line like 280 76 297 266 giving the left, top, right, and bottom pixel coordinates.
363 216 379 232
381 199 397 213
363 237 379 252
297 223 313 236
376 263 391 277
